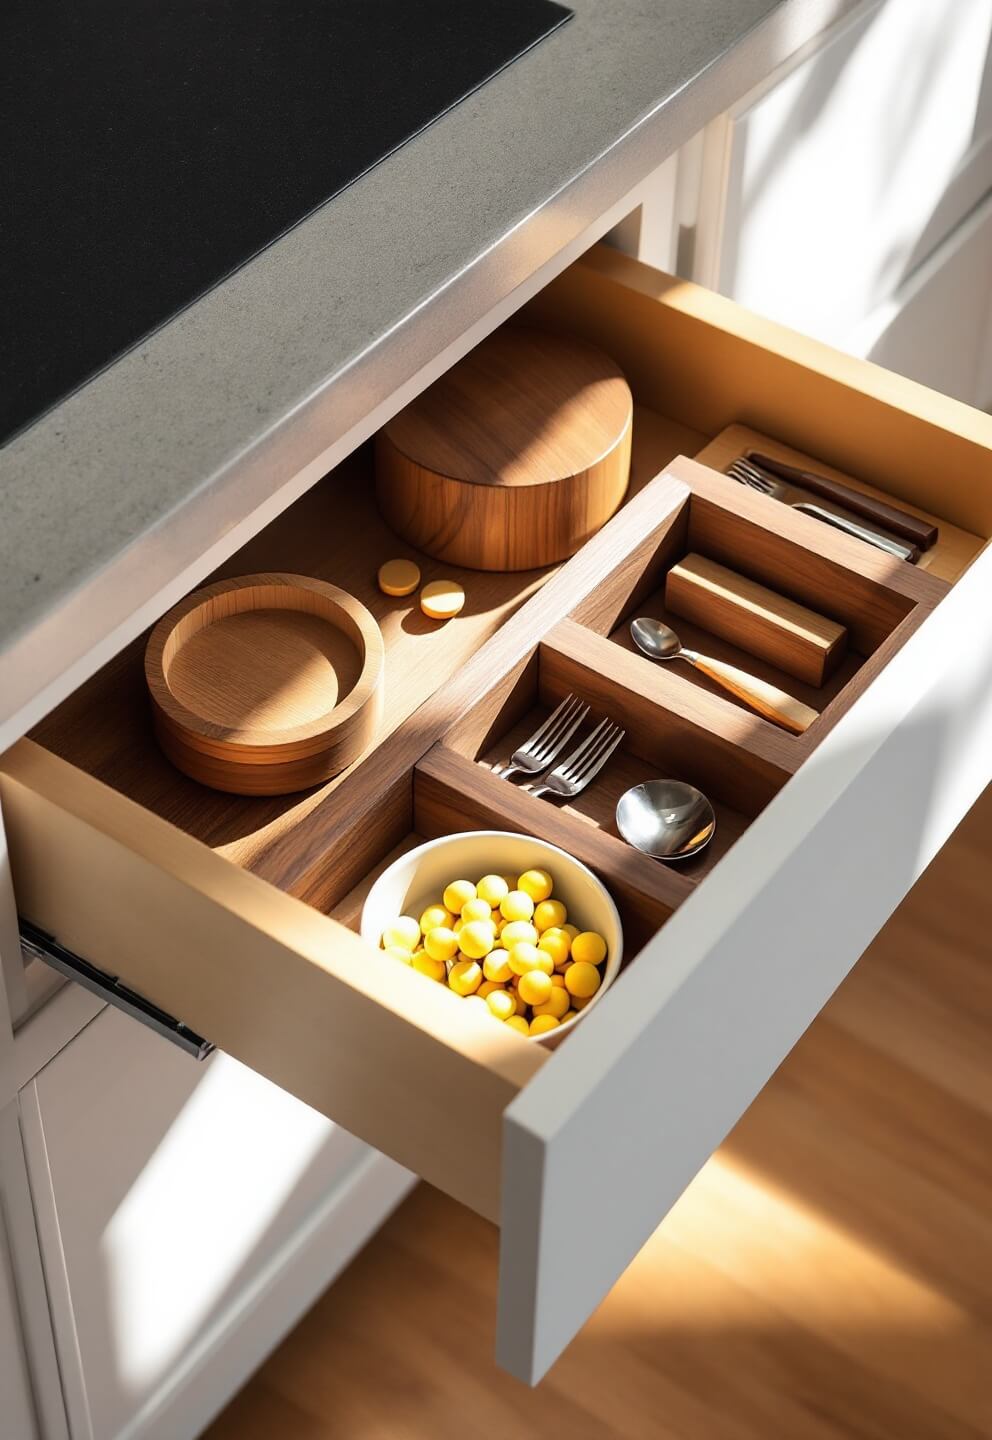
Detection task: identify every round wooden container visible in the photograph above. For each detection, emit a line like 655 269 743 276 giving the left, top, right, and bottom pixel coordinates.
145 574 384 795
375 327 633 571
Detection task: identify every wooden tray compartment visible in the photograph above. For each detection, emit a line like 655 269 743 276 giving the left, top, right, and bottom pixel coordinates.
568 455 946 752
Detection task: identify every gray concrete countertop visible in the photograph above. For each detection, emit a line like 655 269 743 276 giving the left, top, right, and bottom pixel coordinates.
0 0 853 751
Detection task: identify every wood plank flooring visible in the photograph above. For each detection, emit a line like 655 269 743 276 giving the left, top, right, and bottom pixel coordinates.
204 788 992 1440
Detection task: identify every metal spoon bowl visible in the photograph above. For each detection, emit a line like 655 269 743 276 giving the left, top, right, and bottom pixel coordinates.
630 615 684 662
615 779 716 862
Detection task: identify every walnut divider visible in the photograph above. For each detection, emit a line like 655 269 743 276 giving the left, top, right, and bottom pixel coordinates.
418 451 949 970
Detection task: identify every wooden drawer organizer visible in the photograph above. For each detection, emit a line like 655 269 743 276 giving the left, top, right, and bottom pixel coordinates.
4 245 992 1385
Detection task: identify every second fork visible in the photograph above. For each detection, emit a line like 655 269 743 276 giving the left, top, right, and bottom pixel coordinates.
528 717 626 801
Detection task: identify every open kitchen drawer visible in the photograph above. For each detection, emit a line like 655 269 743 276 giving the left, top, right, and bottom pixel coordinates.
4 247 992 1384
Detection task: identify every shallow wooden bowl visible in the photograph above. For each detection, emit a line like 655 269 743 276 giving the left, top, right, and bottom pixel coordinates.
145 573 384 795
375 326 633 571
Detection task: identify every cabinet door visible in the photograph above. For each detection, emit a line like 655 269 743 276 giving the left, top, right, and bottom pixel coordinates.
20 1006 411 1440
846 193 992 408
706 0 992 361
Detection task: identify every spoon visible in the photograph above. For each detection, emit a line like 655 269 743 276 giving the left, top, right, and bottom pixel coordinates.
630 617 818 735
616 779 716 861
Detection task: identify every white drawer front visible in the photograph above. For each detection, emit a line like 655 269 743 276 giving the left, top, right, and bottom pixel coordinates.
498 529 992 1382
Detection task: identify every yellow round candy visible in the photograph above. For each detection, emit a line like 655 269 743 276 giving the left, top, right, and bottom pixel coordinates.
570 993 592 1010
508 943 550 977
500 920 537 950
561 923 580 942
533 985 570 1020
381 915 421 950
512 986 528 1016
518 970 553 1007
561 1009 579 1024
443 880 476 914
462 994 491 1017
483 950 512 983
504 1014 530 1035
486 990 516 1021
533 899 567 933
384 944 415 964
571 931 607 966
461 897 493 925
537 928 571 967
530 1013 561 1036
476 978 503 997
477 874 509 907
412 952 446 982
377 558 421 597
423 927 460 962
502 874 518 891
517 868 553 903
564 961 601 999
448 959 482 996
420 579 465 620
420 904 453 934
500 889 535 922
551 972 567 988
458 920 495 960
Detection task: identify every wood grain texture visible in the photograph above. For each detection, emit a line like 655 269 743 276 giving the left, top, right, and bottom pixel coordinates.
0 742 545 1222
697 424 982 584
666 553 848 686
203 786 992 1440
31 446 551 878
145 574 384 794
376 326 633 571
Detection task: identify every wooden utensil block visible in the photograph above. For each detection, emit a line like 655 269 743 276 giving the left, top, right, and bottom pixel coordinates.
145 573 384 794
665 554 848 686
375 327 632 572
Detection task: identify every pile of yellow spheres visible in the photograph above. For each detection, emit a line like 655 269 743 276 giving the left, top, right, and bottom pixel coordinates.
379 866 608 1036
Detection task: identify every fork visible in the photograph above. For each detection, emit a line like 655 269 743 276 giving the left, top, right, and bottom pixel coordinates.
495 693 589 780
528 717 626 801
726 458 917 563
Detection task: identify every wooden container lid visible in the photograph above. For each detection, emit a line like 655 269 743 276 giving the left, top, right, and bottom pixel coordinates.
145 573 384 795
376 327 632 571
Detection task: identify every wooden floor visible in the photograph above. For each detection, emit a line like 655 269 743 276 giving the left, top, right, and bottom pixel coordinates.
205 790 992 1440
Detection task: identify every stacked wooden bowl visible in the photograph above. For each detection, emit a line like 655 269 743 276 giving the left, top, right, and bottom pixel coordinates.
145 573 384 795
375 327 633 571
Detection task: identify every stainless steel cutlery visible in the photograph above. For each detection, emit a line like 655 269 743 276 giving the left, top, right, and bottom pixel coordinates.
528 718 626 801
496 695 624 801
726 456 918 563
495 693 589 780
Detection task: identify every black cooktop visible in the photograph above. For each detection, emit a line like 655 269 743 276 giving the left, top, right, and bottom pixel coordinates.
1 0 570 445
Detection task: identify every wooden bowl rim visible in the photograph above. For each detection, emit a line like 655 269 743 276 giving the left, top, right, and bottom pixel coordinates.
144 573 384 754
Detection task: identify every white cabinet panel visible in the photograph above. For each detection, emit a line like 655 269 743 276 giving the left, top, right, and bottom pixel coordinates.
21 1007 412 1440
0 1100 68 1440
848 192 992 406
0 1193 38 1440
712 0 992 350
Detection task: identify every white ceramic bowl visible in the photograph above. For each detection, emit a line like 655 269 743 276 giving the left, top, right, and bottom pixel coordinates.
361 830 623 1042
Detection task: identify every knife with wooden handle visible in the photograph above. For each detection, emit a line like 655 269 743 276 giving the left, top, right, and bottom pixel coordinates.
747 452 938 550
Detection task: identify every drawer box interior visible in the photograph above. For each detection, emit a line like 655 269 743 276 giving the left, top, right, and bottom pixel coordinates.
27 249 990 920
